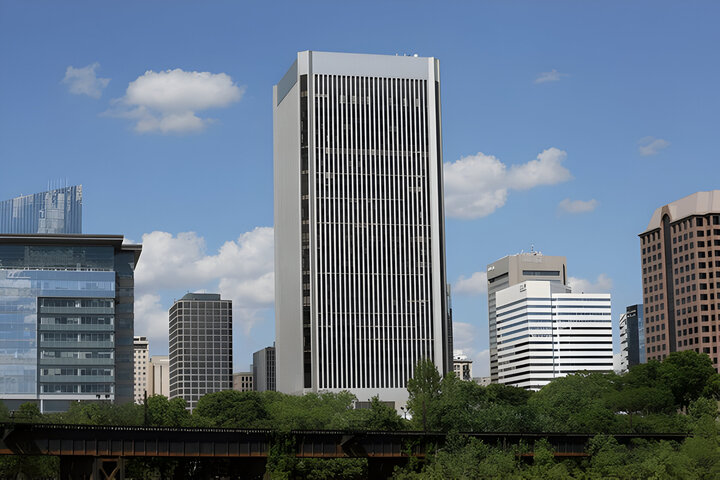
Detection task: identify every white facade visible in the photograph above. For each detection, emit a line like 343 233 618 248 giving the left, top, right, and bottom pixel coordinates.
496 281 613 390
274 51 451 408
486 252 567 383
133 336 149 404
619 313 629 372
453 351 473 381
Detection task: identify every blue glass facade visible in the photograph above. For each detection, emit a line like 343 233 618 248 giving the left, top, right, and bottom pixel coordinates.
0 185 82 234
625 304 645 367
0 236 140 412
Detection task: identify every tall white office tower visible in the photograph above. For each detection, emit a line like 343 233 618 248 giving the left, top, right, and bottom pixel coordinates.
495 281 613 390
486 252 567 383
274 51 452 408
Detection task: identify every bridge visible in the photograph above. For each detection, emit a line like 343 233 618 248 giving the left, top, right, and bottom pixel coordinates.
0 423 689 479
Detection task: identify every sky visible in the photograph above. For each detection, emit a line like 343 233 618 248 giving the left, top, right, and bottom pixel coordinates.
1 1 719 375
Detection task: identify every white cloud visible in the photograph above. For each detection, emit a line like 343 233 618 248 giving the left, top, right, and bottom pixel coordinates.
568 274 613 294
452 321 489 377
558 198 598 214
638 136 670 156
443 147 572 219
134 293 171 353
454 271 488 296
534 69 566 84
106 69 244 133
133 227 274 336
63 63 110 98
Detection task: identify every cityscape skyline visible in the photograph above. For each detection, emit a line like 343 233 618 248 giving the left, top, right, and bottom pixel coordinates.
2 1 719 376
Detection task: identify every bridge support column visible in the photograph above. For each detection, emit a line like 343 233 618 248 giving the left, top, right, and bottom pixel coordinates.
59 456 125 480
367 458 407 479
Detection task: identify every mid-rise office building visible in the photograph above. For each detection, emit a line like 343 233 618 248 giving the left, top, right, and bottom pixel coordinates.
252 345 276 392
487 251 567 382
495 281 613 390
148 355 169 397
168 293 232 411
0 185 82 234
0 234 141 412
274 51 452 407
453 351 473 381
233 372 254 392
133 336 149 404
640 191 720 369
619 304 645 372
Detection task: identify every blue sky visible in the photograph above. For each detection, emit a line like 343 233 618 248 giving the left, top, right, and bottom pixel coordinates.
1 1 718 374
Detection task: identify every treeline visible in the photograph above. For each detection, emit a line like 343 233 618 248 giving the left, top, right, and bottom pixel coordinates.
0 350 719 478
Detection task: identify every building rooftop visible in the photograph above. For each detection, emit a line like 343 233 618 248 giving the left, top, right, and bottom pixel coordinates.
643 190 720 233
0 233 142 264
180 293 222 301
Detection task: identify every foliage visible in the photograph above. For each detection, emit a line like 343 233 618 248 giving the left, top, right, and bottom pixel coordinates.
59 399 143 425
657 350 719 409
194 390 271 428
0 455 59 479
14 402 42 422
528 372 619 433
406 358 443 431
357 396 405 431
146 394 192 426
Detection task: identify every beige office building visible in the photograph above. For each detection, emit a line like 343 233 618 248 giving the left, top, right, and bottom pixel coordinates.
233 372 254 392
487 251 567 382
133 336 149 404
149 355 170 397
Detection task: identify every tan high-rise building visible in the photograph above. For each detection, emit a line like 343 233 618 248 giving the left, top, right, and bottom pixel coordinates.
486 251 567 382
639 191 720 370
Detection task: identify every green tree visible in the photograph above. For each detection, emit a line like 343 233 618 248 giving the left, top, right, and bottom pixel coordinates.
14 402 41 422
529 372 618 432
146 395 191 426
587 435 629 478
658 350 717 409
406 358 442 431
485 383 532 406
606 386 675 429
359 396 405 431
194 390 270 428
62 400 142 425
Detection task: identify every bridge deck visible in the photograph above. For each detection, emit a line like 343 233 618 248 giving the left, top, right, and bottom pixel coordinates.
0 423 690 459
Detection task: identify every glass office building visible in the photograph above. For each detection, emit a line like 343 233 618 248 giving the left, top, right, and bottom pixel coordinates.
0 234 141 412
169 293 233 412
0 185 82 234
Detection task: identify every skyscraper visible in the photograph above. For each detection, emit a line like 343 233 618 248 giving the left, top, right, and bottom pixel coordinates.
0 185 82 234
168 293 232 411
495 281 613 390
486 251 567 382
0 234 141 412
619 304 645 372
639 190 720 369
273 51 452 407
252 345 275 392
